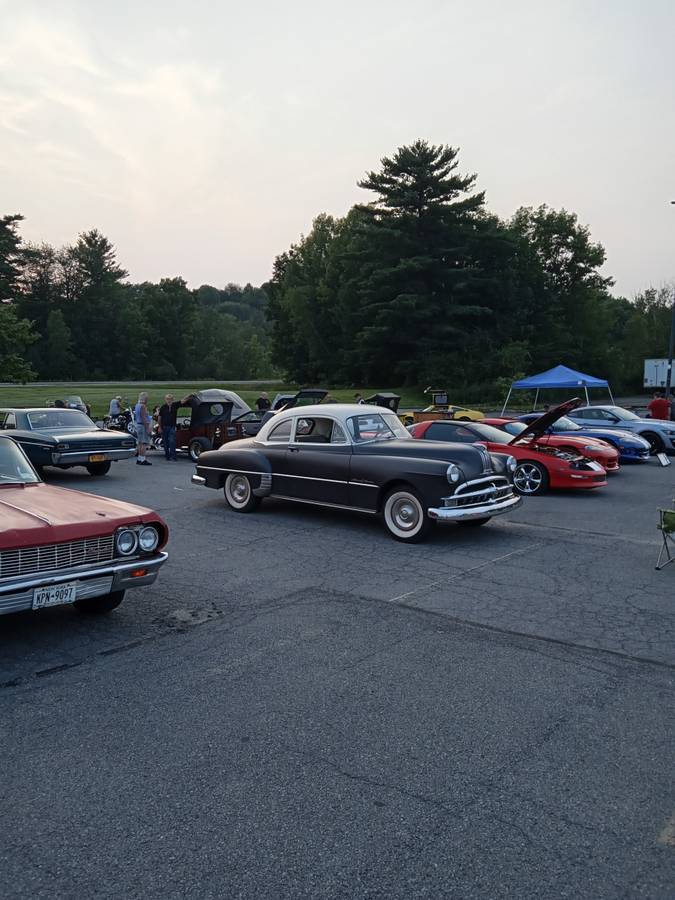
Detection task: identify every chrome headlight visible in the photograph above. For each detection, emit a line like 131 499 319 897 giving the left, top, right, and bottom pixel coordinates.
116 529 138 555
506 455 517 474
138 526 159 553
446 464 461 483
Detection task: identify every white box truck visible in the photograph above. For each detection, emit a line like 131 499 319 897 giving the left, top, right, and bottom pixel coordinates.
644 359 672 388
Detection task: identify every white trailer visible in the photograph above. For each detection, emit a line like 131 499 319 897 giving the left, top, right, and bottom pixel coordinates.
643 359 672 388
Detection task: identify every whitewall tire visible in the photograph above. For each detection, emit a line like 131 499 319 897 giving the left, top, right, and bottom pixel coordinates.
382 488 430 543
224 474 260 513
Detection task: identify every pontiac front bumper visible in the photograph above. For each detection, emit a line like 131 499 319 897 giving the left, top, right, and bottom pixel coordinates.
428 493 522 522
51 448 137 465
0 552 168 616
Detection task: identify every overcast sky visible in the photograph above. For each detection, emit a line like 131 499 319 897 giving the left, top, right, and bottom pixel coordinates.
1 0 673 297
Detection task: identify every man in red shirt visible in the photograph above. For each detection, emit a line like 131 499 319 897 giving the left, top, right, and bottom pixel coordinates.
647 391 671 420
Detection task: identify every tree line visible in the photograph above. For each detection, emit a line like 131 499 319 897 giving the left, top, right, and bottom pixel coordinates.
1 138 673 393
266 140 673 397
0 217 272 382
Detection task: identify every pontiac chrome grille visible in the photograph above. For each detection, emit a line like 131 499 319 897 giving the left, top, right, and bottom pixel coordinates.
449 476 514 508
0 535 115 580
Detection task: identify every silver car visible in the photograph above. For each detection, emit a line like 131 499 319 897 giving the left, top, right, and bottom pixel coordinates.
568 405 675 454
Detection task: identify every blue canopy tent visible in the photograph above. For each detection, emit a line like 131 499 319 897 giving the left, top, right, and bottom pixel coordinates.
501 364 614 414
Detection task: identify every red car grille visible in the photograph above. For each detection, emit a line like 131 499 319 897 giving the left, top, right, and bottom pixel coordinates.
0 535 115 580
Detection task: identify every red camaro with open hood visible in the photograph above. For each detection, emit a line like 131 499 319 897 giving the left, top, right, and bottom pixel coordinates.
409 399 608 496
0 436 168 616
481 417 620 472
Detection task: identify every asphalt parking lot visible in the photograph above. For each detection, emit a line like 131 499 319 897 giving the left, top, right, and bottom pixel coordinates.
2 454 675 898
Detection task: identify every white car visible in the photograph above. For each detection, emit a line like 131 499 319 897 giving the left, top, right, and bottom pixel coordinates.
568 405 675 454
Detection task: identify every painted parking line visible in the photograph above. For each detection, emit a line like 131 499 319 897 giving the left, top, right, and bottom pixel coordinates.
387 543 542 605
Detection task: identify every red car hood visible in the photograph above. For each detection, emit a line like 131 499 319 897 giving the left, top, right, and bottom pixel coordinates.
0 483 163 550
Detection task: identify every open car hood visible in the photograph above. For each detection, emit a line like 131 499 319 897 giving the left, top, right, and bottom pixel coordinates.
509 398 583 445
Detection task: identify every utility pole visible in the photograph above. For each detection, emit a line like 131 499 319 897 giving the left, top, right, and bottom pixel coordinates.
668 201 675 396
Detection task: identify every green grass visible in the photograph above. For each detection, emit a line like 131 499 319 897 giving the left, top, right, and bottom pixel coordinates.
0 382 437 418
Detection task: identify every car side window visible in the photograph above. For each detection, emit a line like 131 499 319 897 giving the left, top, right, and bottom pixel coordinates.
2 413 16 430
579 409 598 420
331 422 348 444
294 417 333 444
598 410 616 421
426 423 454 441
268 419 292 443
427 423 475 442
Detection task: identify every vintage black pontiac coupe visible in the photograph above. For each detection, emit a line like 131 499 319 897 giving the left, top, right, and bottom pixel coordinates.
191 403 521 542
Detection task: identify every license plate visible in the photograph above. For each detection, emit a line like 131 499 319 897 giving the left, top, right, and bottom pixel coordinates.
32 582 77 610
89 454 106 462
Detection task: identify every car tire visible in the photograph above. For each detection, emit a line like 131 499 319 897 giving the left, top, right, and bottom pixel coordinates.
642 432 664 454
86 461 112 476
73 590 125 614
382 487 430 543
513 461 549 495
224 473 261 512
127 421 136 435
459 517 492 527
189 439 210 461
457 416 471 421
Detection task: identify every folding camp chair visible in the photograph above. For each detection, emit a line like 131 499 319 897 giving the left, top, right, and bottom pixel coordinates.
655 505 675 570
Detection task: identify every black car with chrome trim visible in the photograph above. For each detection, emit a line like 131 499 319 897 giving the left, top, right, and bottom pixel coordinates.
191 403 521 542
0 407 137 476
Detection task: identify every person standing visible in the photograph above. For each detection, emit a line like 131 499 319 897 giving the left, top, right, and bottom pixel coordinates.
109 396 122 416
354 393 365 405
157 393 189 461
255 392 271 411
134 391 153 466
647 391 670 421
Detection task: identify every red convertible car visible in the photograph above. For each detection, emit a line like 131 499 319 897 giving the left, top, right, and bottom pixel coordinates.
0 435 168 617
482 417 620 472
408 399 608 495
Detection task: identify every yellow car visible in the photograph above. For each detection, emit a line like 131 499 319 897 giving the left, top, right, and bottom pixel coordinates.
398 390 484 426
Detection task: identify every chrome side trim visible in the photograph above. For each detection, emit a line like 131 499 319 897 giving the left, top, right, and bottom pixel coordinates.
195 464 378 488
269 495 377 515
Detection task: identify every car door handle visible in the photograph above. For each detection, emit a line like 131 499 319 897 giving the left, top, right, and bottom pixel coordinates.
289 447 300 453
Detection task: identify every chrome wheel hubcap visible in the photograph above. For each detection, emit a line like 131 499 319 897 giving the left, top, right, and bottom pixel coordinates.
230 476 250 503
390 496 420 532
514 464 542 493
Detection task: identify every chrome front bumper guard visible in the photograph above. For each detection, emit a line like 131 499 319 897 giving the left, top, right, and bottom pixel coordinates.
428 493 522 522
0 552 168 615
51 448 137 465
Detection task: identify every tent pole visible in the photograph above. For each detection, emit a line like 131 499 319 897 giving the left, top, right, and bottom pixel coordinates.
533 389 539 411
584 386 590 405
501 387 512 416
608 385 615 404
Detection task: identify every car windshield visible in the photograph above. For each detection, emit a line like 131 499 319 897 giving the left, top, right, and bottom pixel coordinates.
610 407 640 421
348 412 409 443
27 410 95 430
470 423 511 444
0 439 39 483
503 422 528 436
551 416 582 432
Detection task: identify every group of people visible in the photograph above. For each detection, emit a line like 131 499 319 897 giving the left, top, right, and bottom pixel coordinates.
116 392 193 466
